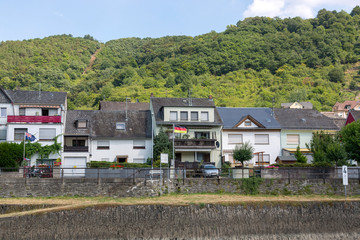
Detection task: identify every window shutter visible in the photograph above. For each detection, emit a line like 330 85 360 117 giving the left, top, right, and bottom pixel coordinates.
39 128 56 140
228 134 243 144
287 134 299 145
255 134 269 144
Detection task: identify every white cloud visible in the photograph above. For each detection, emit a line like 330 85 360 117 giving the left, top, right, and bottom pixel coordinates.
243 0 357 19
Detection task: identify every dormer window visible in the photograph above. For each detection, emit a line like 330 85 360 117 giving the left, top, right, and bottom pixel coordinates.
76 120 88 129
191 111 198 121
180 111 188 121
201 112 209 121
345 105 351 110
116 122 126 130
170 111 178 121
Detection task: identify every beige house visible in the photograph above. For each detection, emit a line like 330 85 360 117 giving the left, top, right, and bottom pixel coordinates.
150 96 223 168
332 101 360 118
281 102 313 109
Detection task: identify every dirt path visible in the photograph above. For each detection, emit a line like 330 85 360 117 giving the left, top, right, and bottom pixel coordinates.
82 47 102 74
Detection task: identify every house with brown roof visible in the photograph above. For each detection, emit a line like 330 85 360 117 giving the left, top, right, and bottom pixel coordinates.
150 96 223 168
345 109 360 125
332 101 360 118
62 109 152 175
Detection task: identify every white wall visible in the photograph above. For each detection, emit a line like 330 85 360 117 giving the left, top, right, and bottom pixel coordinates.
0 103 14 125
89 139 152 163
163 107 215 122
222 130 281 165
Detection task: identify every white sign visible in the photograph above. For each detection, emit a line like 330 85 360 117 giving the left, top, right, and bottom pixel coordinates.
342 166 348 186
160 153 168 164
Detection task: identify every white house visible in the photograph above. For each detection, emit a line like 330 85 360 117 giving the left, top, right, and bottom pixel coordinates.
217 107 281 167
150 96 223 168
0 88 67 166
62 109 152 171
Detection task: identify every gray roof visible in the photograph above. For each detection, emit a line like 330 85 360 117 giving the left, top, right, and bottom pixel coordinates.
65 110 151 139
4 89 67 105
99 101 149 111
217 107 281 129
274 108 339 130
0 88 11 103
281 102 313 109
151 97 223 126
276 156 297 161
349 110 360 121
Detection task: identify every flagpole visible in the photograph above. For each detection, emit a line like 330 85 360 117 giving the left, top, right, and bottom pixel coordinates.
173 124 175 168
23 132 26 166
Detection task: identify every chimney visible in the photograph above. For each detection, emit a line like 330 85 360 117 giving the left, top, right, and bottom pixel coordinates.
150 93 154 98
208 95 213 100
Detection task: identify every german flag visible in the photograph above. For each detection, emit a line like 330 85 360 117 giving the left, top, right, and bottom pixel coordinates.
174 125 187 133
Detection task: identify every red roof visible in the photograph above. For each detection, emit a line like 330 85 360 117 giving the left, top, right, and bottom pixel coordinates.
332 101 360 112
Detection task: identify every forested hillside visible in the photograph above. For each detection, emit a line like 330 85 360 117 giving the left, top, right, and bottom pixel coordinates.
1 7 360 110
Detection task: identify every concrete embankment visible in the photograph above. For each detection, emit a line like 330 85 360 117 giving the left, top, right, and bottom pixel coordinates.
1 201 359 239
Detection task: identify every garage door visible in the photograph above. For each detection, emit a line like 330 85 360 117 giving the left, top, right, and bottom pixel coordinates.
63 157 87 177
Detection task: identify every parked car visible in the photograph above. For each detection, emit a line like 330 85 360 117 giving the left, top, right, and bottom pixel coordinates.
200 164 220 178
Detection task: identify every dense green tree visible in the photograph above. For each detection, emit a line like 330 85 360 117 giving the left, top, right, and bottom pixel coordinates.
294 146 307 163
233 141 254 167
153 129 173 162
340 121 360 163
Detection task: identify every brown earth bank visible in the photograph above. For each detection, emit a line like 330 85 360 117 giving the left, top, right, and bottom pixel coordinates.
0 196 360 240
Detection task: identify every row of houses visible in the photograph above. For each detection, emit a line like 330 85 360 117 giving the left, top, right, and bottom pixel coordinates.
0 88 350 169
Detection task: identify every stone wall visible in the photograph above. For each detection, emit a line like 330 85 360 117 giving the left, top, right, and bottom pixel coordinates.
1 202 360 239
0 177 359 198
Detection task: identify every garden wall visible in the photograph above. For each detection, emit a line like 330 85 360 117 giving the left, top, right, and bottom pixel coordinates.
0 178 359 198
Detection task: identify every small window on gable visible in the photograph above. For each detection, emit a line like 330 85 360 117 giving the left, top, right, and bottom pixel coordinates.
245 120 251 126
19 108 25 116
116 122 126 130
76 120 87 129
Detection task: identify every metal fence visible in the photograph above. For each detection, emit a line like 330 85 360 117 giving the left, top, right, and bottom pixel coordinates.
0 167 359 182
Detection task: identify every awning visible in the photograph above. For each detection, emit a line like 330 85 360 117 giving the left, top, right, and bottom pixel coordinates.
20 105 60 108
283 148 312 153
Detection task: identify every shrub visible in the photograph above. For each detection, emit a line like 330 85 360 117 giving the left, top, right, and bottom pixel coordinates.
89 161 151 168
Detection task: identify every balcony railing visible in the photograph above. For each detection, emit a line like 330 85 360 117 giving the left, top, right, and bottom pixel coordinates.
64 146 89 152
7 115 61 123
174 139 216 149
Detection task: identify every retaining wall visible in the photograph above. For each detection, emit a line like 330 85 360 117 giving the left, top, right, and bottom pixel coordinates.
0 178 359 198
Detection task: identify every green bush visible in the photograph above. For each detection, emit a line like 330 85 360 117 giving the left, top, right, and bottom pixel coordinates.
89 161 151 168
271 162 333 168
0 142 23 169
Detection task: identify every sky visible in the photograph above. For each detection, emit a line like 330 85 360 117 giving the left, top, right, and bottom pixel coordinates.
0 0 358 43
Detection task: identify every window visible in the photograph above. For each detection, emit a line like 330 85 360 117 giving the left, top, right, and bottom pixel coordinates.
77 120 87 128
287 134 300 145
42 109 49 116
201 111 209 121
14 128 27 141
255 154 270 164
195 132 210 139
228 134 243 144
170 111 177 121
0 129 6 141
245 121 251 126
72 139 85 147
39 128 56 141
133 158 145 164
1 108 6 117
116 122 125 130
191 111 198 121
180 111 188 121
255 134 269 145
97 140 110 150
19 108 25 116
133 140 146 149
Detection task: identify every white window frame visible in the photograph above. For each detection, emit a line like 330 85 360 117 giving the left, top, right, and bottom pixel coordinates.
228 134 243 144
14 128 27 141
201 111 209 121
0 129 6 141
170 111 178 121
97 140 110 150
39 128 56 141
1 108 6 117
245 120 251 126
287 134 300 145
77 120 87 128
19 108 25 116
133 140 146 149
180 111 188 121
116 122 126 130
254 134 269 145
191 111 198 121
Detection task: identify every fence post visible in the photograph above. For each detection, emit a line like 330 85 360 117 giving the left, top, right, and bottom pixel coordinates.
323 168 326 184
288 169 290 184
133 168 135 185
97 168 100 185
61 169 64 184
183 168 185 185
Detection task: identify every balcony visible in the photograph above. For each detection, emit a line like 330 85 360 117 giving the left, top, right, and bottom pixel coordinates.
174 139 216 149
64 146 89 152
7 115 61 123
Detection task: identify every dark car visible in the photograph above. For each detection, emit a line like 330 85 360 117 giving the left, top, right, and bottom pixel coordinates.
200 164 220 178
